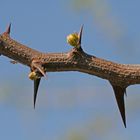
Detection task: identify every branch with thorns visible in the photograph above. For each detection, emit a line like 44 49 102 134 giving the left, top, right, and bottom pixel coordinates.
1 24 140 127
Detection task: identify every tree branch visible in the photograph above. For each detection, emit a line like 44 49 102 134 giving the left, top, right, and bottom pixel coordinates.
0 25 139 127
0 33 140 86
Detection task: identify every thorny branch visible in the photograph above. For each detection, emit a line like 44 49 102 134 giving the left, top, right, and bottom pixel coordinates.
0 25 140 127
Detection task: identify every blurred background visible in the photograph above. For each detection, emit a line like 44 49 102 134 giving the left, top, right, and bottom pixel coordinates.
0 0 140 139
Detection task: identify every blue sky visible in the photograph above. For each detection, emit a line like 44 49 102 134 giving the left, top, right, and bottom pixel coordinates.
0 0 140 140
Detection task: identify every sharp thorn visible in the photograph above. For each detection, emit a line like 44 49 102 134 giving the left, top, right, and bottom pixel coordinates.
37 66 47 79
111 84 126 127
5 23 11 35
10 60 18 64
78 25 84 46
124 89 127 97
32 62 47 79
34 78 41 108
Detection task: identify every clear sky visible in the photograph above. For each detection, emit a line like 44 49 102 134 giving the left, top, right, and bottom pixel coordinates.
0 0 140 140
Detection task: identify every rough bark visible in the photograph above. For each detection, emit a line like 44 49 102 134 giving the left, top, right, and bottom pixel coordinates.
0 33 140 87
0 27 140 127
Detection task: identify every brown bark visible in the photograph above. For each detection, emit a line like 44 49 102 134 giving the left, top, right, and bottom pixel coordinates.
1 27 140 126
0 33 140 87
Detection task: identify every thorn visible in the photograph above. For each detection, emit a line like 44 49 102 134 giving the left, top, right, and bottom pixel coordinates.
78 25 83 46
5 23 11 35
34 78 41 108
111 84 126 127
10 60 18 64
37 66 47 79
124 89 127 97
32 61 47 79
